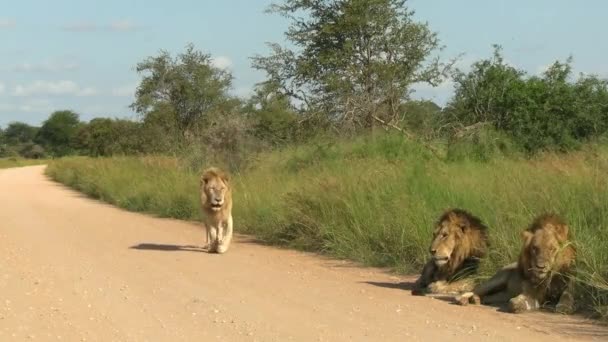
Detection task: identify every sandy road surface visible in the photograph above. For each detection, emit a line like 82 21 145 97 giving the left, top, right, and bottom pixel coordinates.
0 165 606 341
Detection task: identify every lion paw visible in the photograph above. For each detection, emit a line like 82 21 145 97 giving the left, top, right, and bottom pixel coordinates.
508 297 527 313
427 281 447 294
411 286 427 296
508 295 539 313
456 292 480 306
555 292 575 314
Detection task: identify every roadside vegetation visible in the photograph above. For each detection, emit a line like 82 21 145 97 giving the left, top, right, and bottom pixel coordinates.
0 157 47 169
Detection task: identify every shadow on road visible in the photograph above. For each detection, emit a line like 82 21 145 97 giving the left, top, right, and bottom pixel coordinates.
363 281 416 291
130 243 207 253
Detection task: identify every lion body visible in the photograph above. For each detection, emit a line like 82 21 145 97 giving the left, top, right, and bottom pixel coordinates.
200 167 233 254
457 214 576 314
412 209 489 295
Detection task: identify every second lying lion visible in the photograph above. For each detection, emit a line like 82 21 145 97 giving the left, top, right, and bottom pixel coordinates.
457 213 576 314
412 209 489 295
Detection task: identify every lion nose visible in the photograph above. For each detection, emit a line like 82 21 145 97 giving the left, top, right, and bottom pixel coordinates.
430 248 437 255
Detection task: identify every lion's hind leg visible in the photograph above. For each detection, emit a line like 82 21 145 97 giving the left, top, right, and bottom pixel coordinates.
428 278 474 295
457 262 516 306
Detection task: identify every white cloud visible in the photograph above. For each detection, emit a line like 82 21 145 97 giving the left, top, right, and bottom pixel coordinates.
0 18 15 29
11 62 79 73
111 83 137 97
211 56 232 70
78 87 98 97
62 21 97 32
62 20 141 32
109 20 139 32
18 99 54 113
12 80 98 97
0 82 5 94
0 99 53 114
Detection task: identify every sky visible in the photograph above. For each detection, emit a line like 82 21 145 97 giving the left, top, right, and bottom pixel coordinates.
1 0 606 127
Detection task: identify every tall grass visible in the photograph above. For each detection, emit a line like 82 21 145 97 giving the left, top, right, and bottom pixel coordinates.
46 133 608 318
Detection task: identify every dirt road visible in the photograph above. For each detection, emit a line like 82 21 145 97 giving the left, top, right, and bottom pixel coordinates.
0 166 606 341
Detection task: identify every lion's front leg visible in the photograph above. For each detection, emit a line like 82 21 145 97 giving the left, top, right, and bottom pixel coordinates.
411 261 436 296
555 285 575 314
207 226 218 253
217 221 224 245
201 222 211 250
216 216 233 254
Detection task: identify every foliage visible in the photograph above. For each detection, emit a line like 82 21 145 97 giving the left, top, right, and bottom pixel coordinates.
75 118 145 156
131 44 234 135
252 0 450 130
0 157 47 169
444 46 608 153
36 110 81 157
244 82 300 146
3 122 39 145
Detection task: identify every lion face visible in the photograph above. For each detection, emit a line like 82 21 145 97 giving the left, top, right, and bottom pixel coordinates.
520 219 569 284
430 213 466 267
201 168 230 212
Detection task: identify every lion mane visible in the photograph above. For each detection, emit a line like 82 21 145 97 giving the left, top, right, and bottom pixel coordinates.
457 213 576 314
412 209 489 295
200 167 233 254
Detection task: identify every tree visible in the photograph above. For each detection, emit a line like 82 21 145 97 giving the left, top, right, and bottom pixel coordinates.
444 45 525 130
252 0 451 129
3 122 39 145
444 46 608 152
400 99 442 137
75 118 145 156
244 82 299 146
36 110 81 156
131 44 233 136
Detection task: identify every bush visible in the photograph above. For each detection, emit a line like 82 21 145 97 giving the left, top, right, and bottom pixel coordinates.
446 126 520 162
444 46 608 153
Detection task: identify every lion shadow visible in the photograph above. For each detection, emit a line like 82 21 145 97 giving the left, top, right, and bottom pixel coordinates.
129 243 209 253
363 281 417 291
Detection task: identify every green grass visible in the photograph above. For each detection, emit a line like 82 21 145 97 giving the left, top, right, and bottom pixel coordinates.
45 133 608 319
0 157 47 169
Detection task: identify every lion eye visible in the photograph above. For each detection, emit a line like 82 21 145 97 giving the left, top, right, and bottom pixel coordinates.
441 232 448 238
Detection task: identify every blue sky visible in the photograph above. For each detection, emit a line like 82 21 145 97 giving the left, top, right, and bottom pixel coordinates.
1 0 606 127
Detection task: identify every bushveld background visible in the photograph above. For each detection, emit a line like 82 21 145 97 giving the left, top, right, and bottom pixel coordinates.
3 0 607 320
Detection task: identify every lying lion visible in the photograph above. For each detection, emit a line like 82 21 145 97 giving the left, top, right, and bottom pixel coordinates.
457 213 576 314
200 167 233 254
412 209 489 296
